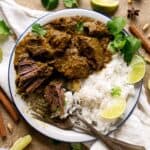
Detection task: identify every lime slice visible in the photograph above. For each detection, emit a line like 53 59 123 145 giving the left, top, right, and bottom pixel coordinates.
10 135 32 150
91 0 119 14
127 55 146 84
100 97 126 119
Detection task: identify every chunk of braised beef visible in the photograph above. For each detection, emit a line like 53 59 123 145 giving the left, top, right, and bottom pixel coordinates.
49 17 77 33
83 21 109 37
53 54 90 79
44 82 64 115
45 26 71 50
73 35 104 70
24 34 60 59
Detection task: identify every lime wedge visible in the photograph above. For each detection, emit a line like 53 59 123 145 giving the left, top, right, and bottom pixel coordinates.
127 55 146 84
100 97 126 119
10 135 32 150
91 0 119 14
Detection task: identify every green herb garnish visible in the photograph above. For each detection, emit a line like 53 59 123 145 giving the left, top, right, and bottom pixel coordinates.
111 86 122 97
41 0 59 10
0 20 11 38
64 0 79 8
76 21 84 32
121 36 141 65
0 48 3 63
32 23 46 36
107 17 126 36
107 17 141 65
71 143 82 150
108 32 126 54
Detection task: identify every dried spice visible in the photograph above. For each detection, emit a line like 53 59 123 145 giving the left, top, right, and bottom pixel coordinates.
142 23 150 32
7 123 13 134
127 7 140 20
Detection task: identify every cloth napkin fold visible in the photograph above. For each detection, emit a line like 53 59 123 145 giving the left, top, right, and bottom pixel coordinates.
0 0 150 149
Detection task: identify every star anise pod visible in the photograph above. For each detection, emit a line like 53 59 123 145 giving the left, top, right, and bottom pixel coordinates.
127 7 140 19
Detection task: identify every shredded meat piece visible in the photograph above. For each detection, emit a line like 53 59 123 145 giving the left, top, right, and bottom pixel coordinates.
26 78 45 93
53 54 90 79
44 82 64 115
74 35 104 70
16 58 53 93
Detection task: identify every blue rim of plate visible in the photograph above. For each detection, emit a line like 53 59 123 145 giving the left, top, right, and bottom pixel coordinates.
8 9 142 142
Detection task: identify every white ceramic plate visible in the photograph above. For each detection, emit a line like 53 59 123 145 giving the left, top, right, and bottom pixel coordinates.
8 9 142 142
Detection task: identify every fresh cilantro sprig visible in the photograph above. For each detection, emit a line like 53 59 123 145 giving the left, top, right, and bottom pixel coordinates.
31 23 47 36
107 17 126 36
121 36 141 64
64 0 79 8
0 20 11 38
107 17 141 65
71 143 82 150
111 86 122 97
108 32 126 54
76 21 84 32
41 0 59 10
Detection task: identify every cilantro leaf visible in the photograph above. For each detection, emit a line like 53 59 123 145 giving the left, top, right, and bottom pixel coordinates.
41 0 59 10
71 143 82 150
108 32 126 53
32 23 46 36
0 20 11 37
121 36 141 65
0 48 3 63
113 33 126 49
111 86 122 97
76 21 84 32
64 0 79 8
107 17 126 35
107 17 141 65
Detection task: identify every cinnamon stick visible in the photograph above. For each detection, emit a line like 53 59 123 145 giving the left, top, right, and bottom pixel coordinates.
0 110 7 137
0 86 19 123
129 23 150 54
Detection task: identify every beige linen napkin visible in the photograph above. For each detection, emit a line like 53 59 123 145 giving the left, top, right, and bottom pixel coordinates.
0 1 150 149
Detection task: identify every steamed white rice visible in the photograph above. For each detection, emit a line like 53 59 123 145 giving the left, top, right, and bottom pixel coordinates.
62 54 135 132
